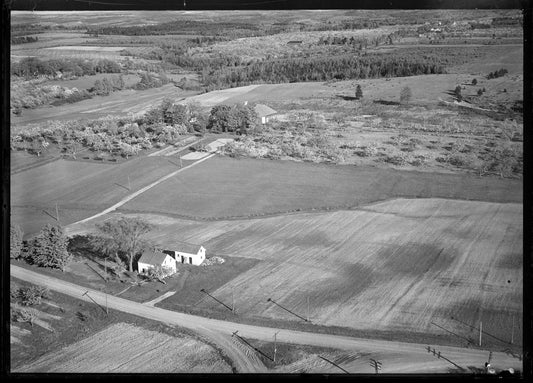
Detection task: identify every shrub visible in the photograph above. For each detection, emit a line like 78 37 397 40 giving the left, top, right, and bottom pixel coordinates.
17 286 49 306
12 308 37 326
400 86 412 104
472 78 478 85
355 84 363 99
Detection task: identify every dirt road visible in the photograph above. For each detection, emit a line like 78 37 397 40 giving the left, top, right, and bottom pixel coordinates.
11 265 522 373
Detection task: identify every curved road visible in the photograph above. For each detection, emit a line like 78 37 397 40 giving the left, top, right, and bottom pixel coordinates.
11 265 522 373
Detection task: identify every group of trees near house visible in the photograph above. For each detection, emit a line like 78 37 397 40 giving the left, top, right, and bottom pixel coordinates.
11 216 155 276
11 224 72 272
11 57 122 79
207 104 258 134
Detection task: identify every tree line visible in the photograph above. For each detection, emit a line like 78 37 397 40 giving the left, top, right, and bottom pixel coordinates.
11 35 39 44
201 52 446 90
11 57 122 79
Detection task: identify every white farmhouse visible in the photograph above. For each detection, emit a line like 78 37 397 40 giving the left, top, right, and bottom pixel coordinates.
159 242 207 266
137 251 177 274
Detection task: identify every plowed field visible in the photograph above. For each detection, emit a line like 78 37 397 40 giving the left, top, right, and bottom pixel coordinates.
110 198 522 345
16 322 232 373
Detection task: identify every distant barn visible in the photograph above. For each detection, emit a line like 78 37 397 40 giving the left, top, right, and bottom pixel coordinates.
253 104 277 124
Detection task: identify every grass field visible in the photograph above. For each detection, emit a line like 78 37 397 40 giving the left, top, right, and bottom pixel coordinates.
15 322 232 373
97 198 522 348
119 156 522 220
10 157 186 237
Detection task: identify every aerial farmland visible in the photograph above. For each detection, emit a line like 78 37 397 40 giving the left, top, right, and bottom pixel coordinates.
9 7 523 376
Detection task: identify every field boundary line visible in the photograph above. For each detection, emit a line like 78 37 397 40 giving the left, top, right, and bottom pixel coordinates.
72 153 216 225
115 195 523 223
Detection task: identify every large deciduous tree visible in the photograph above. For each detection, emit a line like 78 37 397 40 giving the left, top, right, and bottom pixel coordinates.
93 217 154 272
29 224 72 272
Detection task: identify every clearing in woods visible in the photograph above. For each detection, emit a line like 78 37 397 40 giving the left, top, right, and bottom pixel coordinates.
15 322 232 373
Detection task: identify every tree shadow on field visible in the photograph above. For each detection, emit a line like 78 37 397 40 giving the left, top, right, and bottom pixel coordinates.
336 94 359 101
373 99 400 106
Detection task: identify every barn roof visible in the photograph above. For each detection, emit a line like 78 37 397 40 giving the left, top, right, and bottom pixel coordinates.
138 250 169 266
254 104 277 118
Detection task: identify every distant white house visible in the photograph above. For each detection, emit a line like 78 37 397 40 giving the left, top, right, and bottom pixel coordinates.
253 103 278 124
159 242 207 266
137 250 177 274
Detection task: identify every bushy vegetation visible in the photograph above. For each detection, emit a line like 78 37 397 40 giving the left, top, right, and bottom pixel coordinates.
220 117 344 163
487 68 508 79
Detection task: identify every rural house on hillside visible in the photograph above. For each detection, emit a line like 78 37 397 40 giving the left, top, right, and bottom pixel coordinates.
254 104 278 124
158 241 207 266
137 250 177 274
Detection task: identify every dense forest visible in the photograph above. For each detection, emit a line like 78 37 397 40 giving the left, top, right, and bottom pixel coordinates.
201 52 448 89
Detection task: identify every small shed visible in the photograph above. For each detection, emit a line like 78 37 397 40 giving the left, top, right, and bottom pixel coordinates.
137 251 177 274
160 242 206 266
254 104 278 124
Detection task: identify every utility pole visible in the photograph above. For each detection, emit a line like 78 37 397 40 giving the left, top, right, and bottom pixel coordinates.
318 356 350 374
307 296 310 322
273 331 279 363
55 202 60 223
232 287 235 313
479 321 482 347
369 358 382 374
128 176 131 190
82 291 107 315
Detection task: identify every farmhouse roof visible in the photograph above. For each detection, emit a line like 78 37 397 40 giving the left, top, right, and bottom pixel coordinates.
157 240 203 255
254 104 277 118
138 250 169 266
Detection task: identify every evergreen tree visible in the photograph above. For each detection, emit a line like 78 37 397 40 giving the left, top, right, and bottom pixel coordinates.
355 84 363 99
10 224 24 259
29 224 72 272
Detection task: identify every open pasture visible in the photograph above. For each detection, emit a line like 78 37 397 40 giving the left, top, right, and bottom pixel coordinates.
120 156 522 220
120 198 522 346
11 84 198 126
15 322 232 373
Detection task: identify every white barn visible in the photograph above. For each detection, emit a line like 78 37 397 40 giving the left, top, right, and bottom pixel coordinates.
253 104 278 124
160 242 206 266
137 251 177 274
